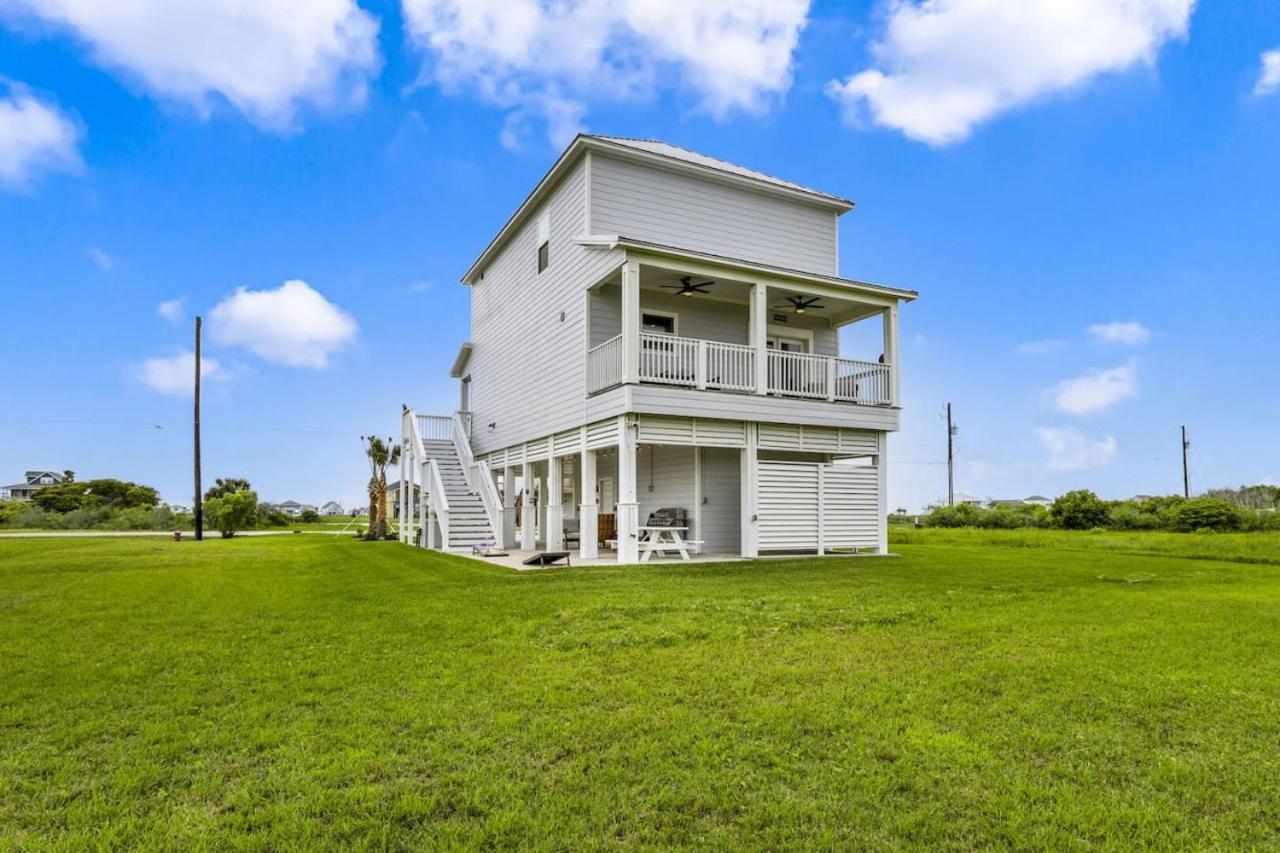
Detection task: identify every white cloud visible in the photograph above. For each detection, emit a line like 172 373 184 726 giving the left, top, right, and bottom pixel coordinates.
1087 320 1151 345
86 246 114 271
209 279 357 368
826 0 1195 145
157 299 183 324
1035 426 1118 471
1254 48 1280 97
0 82 81 189
0 0 380 130
401 0 810 147
1048 360 1137 415
140 350 224 396
1017 338 1066 354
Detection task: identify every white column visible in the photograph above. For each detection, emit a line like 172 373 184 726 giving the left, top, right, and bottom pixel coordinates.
520 460 535 550
883 302 901 406
750 282 768 395
502 465 517 549
692 446 702 551
415 460 426 547
398 447 408 543
877 432 889 555
579 447 598 560
740 423 759 557
547 453 564 551
621 259 641 385
537 470 547 545
616 415 640 563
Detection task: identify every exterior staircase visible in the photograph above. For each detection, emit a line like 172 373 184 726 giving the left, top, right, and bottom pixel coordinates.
421 438 497 552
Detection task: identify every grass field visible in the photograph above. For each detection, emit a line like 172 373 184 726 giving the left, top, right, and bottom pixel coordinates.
2 531 1278 848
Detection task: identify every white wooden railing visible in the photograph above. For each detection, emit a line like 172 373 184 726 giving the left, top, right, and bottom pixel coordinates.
417 414 452 441
766 350 891 405
585 331 891 405
586 334 625 394
426 458 449 548
453 410 503 545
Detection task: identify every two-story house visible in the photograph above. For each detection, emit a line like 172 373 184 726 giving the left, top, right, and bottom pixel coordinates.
1 470 69 501
400 135 915 563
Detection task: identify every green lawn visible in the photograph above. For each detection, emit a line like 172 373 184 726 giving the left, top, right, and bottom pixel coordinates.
2 532 1278 848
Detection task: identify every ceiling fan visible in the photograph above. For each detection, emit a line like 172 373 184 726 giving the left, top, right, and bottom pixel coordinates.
660 276 714 298
775 295 825 315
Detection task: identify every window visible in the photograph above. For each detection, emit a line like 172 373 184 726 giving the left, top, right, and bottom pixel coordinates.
536 213 550 273
642 312 677 335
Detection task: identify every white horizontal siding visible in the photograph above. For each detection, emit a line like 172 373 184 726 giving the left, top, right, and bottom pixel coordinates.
470 159 623 456
823 465 880 549
591 154 838 276
757 459 880 552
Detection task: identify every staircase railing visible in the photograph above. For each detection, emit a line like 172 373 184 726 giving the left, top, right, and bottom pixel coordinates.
452 410 503 548
426 457 449 548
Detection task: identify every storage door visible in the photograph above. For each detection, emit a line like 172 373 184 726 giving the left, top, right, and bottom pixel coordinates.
821 464 880 551
757 461 820 550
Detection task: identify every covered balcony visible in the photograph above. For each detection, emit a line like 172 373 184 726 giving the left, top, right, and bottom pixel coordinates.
585 257 901 408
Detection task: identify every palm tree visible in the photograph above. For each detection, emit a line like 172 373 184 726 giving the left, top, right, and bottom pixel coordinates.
361 436 401 540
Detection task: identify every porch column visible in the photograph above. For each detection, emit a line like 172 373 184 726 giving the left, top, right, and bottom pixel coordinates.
398 447 408 543
621 259 641 385
520 460 536 550
749 282 768 395
616 415 640 563
501 465 517 549
883 302 901 406
546 453 564 551
877 432 889 555
740 423 759 557
579 446 599 560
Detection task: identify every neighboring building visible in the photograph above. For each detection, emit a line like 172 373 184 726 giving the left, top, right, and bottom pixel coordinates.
1022 495 1053 508
1 470 68 501
386 482 420 521
400 134 916 561
166 504 190 514
321 501 344 516
275 500 305 517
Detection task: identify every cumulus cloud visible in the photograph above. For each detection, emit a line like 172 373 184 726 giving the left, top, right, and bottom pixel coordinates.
826 0 1195 145
0 82 81 189
0 0 380 130
1254 48 1280 97
157 299 183 324
401 0 810 146
209 279 357 368
1035 426 1118 471
140 350 224 396
1048 360 1137 416
1087 320 1151 345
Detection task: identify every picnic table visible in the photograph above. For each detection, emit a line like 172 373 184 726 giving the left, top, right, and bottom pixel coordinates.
639 526 691 562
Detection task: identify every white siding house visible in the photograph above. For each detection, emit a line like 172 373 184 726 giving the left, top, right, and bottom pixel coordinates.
401 135 916 563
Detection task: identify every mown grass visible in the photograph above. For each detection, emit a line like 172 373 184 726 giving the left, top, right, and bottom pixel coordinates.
2 533 1279 848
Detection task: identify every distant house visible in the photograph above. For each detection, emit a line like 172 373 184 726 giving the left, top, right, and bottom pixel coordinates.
1 470 68 501
321 501 344 516
990 495 1053 509
275 500 304 517
386 482 421 521
166 504 190 514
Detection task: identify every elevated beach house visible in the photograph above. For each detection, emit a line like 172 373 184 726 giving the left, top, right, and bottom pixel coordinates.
401 135 915 563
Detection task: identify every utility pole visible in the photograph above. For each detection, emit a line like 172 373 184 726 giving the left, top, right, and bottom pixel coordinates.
1181 425 1190 499
946 402 956 507
193 316 203 541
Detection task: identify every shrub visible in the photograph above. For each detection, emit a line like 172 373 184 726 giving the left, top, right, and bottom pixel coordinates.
204 490 259 539
1168 497 1242 533
922 503 984 528
299 508 321 524
1050 490 1110 530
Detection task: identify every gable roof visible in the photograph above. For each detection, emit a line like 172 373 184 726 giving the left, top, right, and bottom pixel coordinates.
461 133 855 284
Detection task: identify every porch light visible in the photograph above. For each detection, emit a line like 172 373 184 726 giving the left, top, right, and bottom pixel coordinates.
681 290 693 297
795 306 806 314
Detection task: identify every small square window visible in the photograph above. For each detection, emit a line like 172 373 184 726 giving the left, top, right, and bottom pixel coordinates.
642 313 676 335
536 213 550 273
537 241 549 273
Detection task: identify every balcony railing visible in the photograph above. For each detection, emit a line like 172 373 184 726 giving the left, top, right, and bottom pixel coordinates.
586 332 892 406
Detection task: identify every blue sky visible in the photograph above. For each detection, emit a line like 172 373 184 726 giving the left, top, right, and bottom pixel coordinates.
1 0 1277 511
